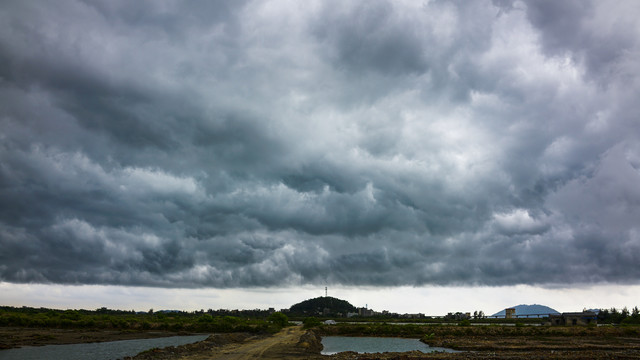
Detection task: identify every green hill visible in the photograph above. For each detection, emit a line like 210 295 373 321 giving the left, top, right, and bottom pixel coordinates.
289 296 356 316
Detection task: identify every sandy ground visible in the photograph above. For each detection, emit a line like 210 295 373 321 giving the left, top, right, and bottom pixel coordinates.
177 326 316 360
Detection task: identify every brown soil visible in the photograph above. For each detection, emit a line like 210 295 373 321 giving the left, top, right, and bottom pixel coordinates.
415 334 640 359
3 326 640 359
426 333 640 352
128 325 640 360
0 327 192 349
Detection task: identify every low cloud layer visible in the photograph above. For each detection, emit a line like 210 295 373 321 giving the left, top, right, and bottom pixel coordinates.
1 0 639 288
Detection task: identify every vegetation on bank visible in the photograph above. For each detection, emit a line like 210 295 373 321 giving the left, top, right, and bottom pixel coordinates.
2 304 639 334
316 322 640 340
302 317 322 329
0 306 289 333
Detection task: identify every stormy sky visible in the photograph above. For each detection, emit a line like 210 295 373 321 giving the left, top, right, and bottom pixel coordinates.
1 0 640 303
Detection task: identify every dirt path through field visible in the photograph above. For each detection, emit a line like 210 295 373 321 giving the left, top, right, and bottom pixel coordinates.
178 326 316 360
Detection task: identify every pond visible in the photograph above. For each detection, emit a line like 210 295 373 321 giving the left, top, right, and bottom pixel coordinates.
320 336 459 355
0 334 209 360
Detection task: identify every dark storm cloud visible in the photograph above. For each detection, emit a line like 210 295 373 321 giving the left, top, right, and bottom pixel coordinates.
522 0 636 79
312 0 429 75
1 0 639 288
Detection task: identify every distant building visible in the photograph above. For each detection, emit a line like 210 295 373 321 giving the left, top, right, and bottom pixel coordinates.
400 313 425 319
358 307 375 317
548 311 597 326
505 308 516 319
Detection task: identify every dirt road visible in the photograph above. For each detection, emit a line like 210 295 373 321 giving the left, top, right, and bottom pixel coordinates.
177 326 321 360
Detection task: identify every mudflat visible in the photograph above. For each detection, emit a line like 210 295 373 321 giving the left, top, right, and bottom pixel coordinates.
0 327 192 349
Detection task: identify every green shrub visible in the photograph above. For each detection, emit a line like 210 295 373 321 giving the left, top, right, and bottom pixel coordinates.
422 333 435 340
197 314 214 323
222 316 239 325
303 317 322 329
267 312 289 328
61 310 81 321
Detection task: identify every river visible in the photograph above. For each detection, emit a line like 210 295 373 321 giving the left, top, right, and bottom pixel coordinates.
321 336 459 355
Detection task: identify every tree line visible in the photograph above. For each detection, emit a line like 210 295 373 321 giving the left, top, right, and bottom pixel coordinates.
0 306 290 333
597 307 640 324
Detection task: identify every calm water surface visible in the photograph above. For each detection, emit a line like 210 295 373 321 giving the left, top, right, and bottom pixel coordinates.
0 334 209 360
321 336 458 355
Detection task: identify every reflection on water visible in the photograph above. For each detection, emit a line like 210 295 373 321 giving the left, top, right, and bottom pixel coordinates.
0 334 209 360
321 336 459 355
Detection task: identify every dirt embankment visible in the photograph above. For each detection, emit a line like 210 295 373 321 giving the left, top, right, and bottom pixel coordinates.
128 325 324 360
127 332 259 360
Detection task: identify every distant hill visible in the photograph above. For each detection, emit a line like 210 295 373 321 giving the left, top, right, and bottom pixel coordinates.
492 304 560 318
289 296 356 316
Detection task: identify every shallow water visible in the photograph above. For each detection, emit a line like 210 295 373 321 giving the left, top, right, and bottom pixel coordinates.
320 336 458 355
0 334 209 360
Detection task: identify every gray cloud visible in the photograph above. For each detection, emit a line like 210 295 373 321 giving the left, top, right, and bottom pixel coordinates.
1 0 639 288
522 0 639 81
312 1 429 75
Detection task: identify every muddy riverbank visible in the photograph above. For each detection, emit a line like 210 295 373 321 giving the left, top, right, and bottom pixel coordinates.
0 327 196 349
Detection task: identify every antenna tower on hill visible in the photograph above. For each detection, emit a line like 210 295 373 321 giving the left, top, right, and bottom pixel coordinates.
325 286 328 297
